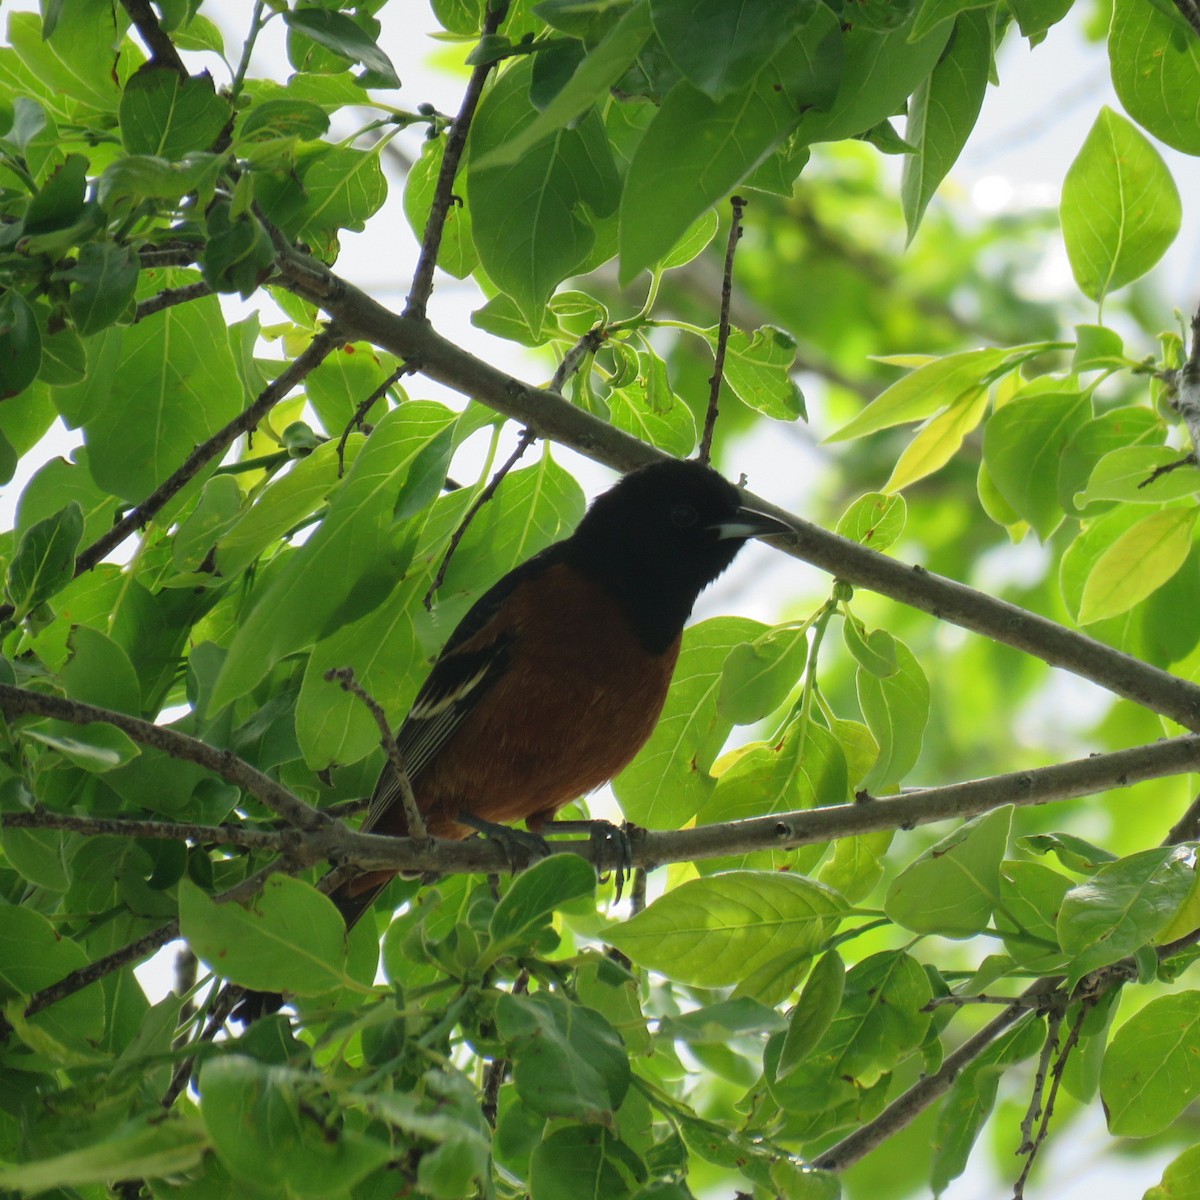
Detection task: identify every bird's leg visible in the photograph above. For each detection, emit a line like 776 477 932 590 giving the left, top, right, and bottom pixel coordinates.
539 819 633 898
458 810 551 870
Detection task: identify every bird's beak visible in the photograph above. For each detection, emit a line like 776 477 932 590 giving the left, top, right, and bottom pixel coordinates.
711 505 793 541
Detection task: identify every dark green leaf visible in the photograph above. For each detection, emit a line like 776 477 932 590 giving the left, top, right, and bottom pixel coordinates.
283 8 400 88
6 499 82 619
120 67 232 158
0 288 42 399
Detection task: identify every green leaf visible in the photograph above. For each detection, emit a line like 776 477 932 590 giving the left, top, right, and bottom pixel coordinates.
21 719 141 772
711 325 805 420
180 875 358 996
1020 831 1118 874
0 1118 208 1191
283 7 400 88
717 625 808 724
856 633 929 792
210 403 455 711
199 1056 390 1195
884 384 989 492
490 855 597 950
1109 0 1200 155
1145 1144 1200 1200
8 9 119 112
292 146 389 240
843 620 898 678
901 8 992 240
474 0 653 168
1057 405 1162 518
1072 322 1126 372
0 287 42 399
995 859 1071 970
1077 505 1198 624
5 499 83 619
63 241 140 336
614 616 763 827
23 152 88 233
651 0 815 99
605 871 844 987
529 1125 636 1200
0 903 104 1050
835 491 907 551
497 991 630 1122
1057 846 1194 987
828 347 1005 442
1061 107 1181 306
609 379 697 457
778 950 845 1079
120 67 231 158
765 950 932 1113
1102 991 1200 1137
886 807 1011 937
1076 446 1200 506
468 59 620 333
237 97 330 143
619 7 843 283
57 290 242 503
303 341 397 436
215 439 363 580
982 386 1091 540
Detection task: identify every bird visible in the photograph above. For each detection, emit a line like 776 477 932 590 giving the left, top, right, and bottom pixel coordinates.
232 457 788 1020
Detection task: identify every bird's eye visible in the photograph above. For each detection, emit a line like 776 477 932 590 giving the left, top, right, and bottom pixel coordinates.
670 503 699 528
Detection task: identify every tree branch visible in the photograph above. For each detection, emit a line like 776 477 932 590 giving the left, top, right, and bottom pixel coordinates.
0 809 290 851
0 685 333 834
405 1 510 319
119 0 188 77
698 195 745 465
7 685 1200 877
264 245 1200 730
134 281 213 323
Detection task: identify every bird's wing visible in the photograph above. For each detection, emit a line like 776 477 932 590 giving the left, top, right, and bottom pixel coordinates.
361 545 561 834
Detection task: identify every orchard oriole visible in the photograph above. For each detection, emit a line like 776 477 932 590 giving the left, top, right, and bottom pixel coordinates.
234 458 788 1019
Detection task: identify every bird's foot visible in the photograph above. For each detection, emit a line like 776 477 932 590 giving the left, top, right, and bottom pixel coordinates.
458 811 551 871
541 819 633 898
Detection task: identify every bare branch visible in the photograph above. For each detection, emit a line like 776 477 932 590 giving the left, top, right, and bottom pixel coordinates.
698 195 746 466
1 808 291 851
134 281 213 323
75 324 344 573
337 362 411 477
815 983 1054 1172
325 666 427 839
1013 1001 1092 1198
424 428 536 608
263 250 1200 730
551 328 606 393
1016 1005 1064 1156
119 0 188 77
405 1 510 318
0 685 332 833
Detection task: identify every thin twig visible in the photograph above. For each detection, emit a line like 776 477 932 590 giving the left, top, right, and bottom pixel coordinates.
75 325 343 573
1165 790 1200 845
814 985 1052 1171
1 808 291 850
551 328 606 393
337 363 410 478
325 667 427 839
405 0 510 318
0 685 332 833
263 262 1200 731
423 428 536 608
481 968 528 1127
119 0 188 76
1016 1004 1064 1155
925 992 1047 1010
1137 452 1196 488
698 195 746 465
134 281 213 323
1013 1001 1093 1198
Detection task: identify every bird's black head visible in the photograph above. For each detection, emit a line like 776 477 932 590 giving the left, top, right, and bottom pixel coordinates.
565 458 790 654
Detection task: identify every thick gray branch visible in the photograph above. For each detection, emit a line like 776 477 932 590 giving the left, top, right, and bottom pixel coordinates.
268 246 1200 730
